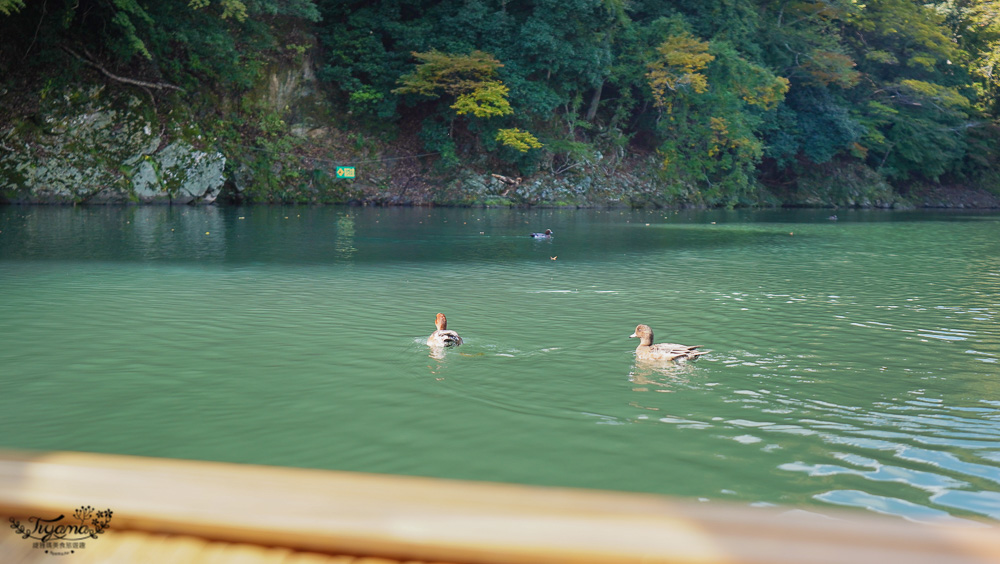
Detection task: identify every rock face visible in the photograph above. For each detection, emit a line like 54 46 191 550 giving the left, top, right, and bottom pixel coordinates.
0 86 224 204
130 141 225 204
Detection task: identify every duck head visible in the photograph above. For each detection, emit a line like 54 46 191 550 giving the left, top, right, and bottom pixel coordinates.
630 324 654 346
435 313 449 331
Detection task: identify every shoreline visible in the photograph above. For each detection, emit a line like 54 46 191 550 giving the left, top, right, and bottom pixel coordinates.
2 198 998 210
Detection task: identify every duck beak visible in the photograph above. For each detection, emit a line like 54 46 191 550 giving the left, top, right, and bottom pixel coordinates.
629 332 637 339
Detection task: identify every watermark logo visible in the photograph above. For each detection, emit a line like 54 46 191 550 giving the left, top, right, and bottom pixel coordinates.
336 166 356 179
9 505 113 556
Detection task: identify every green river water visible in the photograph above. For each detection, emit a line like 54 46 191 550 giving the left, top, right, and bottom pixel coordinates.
1 205 998 524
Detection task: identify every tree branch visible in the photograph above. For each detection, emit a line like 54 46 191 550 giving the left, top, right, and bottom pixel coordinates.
62 46 184 92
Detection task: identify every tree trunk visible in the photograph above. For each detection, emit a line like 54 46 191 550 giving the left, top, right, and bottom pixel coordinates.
586 81 604 122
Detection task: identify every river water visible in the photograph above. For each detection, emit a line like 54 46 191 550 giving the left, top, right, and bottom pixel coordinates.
1 205 998 524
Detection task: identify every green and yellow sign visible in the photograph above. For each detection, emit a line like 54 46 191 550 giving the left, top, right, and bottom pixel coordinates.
336 166 356 179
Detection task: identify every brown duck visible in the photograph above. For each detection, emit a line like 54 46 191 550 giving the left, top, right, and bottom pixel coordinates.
629 324 706 362
427 313 464 347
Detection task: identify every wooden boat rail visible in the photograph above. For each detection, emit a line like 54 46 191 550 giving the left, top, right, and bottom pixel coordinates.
1 449 998 563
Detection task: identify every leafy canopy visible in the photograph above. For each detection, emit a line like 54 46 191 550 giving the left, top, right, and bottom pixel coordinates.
646 32 715 106
395 49 541 152
394 50 505 98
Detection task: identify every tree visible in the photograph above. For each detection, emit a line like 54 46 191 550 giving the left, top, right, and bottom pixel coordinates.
394 49 541 152
645 26 788 205
0 0 319 88
0 0 24 16
842 0 976 179
754 1 864 170
948 0 1000 113
646 32 715 108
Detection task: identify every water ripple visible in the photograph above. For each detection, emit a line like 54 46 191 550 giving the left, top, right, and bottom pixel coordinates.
3 206 1000 523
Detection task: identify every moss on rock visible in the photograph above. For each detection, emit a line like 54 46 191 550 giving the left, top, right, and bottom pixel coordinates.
1 86 224 204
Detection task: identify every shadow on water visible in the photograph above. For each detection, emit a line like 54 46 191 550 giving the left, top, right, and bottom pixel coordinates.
0 205 861 266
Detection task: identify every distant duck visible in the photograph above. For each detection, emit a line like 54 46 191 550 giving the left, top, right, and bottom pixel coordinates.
530 229 553 238
630 324 706 362
828 215 838 221
427 313 463 348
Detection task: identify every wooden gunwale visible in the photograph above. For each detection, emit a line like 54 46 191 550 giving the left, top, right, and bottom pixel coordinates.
1 449 999 564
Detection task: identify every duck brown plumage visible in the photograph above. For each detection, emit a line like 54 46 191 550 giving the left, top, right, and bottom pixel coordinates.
427 313 464 347
629 324 705 362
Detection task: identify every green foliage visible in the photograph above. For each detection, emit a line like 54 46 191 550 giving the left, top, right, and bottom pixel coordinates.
347 86 385 116
394 49 540 160
965 2 1000 86
0 0 320 91
0 0 24 16
898 79 971 109
766 86 864 166
4 0 1000 205
962 123 1000 192
789 160 896 207
801 51 860 88
419 118 460 169
107 0 156 60
645 32 789 205
189 0 249 22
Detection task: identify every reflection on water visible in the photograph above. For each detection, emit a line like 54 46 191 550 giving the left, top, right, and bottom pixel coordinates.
1 205 999 524
427 345 447 362
334 212 357 262
628 360 700 392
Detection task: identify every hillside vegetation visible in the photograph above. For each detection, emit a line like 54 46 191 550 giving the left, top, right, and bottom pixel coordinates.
2 0 1000 207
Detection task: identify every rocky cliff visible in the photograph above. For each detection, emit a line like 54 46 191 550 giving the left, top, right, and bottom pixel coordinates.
1 85 224 204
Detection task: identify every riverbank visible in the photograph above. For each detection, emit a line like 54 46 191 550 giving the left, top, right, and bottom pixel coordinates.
3 70 999 210
4 175 999 209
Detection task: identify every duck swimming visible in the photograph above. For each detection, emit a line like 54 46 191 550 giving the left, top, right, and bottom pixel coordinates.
530 229 553 238
427 313 463 347
630 324 705 362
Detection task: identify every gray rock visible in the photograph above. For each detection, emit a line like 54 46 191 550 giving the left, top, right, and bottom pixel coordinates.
1 87 225 204
131 142 225 204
